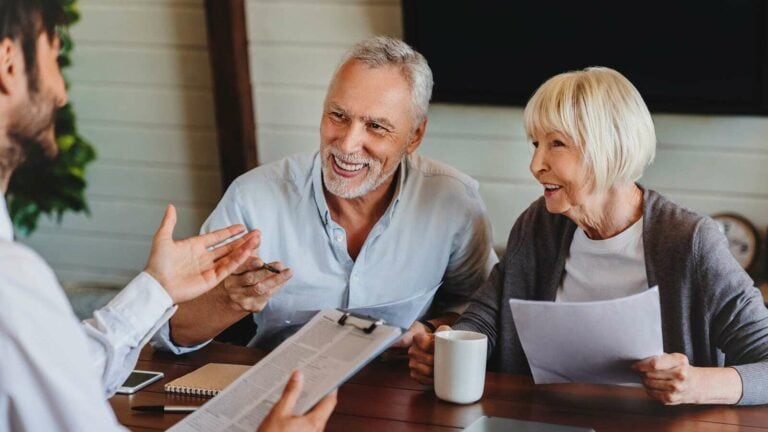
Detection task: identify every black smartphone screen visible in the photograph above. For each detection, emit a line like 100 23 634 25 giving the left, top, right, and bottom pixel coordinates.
122 372 160 387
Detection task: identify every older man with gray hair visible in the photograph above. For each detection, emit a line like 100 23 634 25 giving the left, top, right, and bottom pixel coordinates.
153 36 497 353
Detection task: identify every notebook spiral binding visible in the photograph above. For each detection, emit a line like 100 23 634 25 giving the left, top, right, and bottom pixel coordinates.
164 384 220 397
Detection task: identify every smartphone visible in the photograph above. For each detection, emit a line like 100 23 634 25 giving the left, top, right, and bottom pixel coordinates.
117 370 164 394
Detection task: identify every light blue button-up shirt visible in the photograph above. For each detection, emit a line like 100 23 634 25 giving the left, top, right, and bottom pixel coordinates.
154 152 497 350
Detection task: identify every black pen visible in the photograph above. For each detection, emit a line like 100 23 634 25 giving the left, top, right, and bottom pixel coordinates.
262 263 281 274
131 405 198 413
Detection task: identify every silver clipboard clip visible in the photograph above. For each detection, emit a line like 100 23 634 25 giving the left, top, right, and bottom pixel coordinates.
337 310 384 334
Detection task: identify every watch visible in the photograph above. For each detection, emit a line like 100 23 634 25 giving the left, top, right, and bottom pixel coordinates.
418 319 437 333
711 213 759 270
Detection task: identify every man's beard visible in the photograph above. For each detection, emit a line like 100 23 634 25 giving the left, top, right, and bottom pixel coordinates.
320 147 403 199
1 90 59 176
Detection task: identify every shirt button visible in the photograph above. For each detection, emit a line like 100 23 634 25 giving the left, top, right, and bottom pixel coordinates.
335 235 343 242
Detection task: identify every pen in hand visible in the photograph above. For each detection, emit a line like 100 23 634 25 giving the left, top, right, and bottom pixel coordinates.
131 405 198 413
262 263 281 274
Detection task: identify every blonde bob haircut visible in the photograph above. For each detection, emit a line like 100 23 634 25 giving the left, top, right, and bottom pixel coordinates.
523 67 656 192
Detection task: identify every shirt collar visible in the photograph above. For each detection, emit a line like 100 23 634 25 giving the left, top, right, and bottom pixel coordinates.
0 196 13 241
311 152 408 226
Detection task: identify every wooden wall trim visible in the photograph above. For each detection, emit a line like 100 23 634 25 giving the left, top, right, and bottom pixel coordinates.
204 0 258 190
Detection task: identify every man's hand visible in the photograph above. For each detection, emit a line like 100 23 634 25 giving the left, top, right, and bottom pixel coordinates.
144 204 261 304
390 320 431 349
408 325 451 385
221 256 293 312
633 353 742 405
257 371 337 432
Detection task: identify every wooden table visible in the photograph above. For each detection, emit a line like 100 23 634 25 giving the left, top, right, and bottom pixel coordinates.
110 343 768 431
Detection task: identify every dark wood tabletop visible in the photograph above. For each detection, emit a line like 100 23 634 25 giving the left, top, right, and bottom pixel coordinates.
110 342 768 431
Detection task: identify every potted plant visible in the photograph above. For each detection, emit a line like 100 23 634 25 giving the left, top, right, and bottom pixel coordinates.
6 0 96 236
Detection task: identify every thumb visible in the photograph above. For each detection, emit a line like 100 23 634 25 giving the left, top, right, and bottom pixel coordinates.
155 204 177 241
274 370 303 415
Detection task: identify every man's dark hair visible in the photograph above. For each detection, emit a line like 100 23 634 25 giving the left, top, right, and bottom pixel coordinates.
0 0 66 91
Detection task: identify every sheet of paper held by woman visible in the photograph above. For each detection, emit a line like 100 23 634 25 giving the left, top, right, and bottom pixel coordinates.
509 287 663 385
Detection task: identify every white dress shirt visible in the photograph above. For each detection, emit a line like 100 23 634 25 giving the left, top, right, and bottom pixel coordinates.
0 198 176 431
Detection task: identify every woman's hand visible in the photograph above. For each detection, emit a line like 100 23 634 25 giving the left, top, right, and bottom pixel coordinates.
408 325 452 385
633 353 742 405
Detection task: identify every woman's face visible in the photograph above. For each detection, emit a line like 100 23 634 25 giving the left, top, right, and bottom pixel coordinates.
529 130 593 216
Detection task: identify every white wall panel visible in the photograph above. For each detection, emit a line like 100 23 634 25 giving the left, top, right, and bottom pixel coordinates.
36 199 210 239
69 45 211 88
246 3 401 44
70 85 215 127
22 0 220 284
71 3 207 47
86 163 220 205
250 45 343 87
79 123 218 167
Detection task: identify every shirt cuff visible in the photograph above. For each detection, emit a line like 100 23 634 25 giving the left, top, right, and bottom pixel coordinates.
92 272 175 345
731 363 768 405
150 321 212 355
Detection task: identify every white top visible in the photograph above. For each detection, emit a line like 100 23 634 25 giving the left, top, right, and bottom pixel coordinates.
557 217 648 302
0 198 176 431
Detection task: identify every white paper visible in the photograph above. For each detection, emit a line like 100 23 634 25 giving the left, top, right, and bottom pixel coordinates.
509 287 663 385
168 309 402 432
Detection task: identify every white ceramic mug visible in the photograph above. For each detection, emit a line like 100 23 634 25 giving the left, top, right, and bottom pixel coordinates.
434 330 487 404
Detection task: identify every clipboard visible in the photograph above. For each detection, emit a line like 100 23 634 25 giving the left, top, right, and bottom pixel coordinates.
169 309 403 432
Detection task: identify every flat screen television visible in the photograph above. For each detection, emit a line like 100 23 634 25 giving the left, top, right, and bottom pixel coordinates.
403 0 768 115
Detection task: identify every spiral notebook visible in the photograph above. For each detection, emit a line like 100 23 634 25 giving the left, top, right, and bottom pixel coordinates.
164 363 250 396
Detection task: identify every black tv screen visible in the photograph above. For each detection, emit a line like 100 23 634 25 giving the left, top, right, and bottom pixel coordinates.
403 0 768 115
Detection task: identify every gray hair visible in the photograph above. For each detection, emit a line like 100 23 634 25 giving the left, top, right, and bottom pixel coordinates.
336 36 434 124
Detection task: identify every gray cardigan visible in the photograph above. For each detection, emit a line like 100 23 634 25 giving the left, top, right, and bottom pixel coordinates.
454 187 768 405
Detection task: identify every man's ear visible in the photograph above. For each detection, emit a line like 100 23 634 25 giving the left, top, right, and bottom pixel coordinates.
0 38 20 95
405 117 428 154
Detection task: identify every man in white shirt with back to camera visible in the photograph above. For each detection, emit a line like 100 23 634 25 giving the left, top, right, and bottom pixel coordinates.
0 1 335 431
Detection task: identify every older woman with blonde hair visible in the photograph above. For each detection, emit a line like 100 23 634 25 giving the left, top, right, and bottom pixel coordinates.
408 67 768 405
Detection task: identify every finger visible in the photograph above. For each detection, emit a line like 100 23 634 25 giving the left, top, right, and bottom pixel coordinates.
248 271 291 298
646 388 680 405
273 370 303 415
306 389 337 427
391 329 415 349
633 354 685 373
408 347 434 366
230 255 264 275
408 341 433 360
410 370 433 385
154 204 177 241
643 377 683 392
211 230 259 261
201 224 249 251
235 266 291 290
643 365 689 382
209 234 261 283
408 359 433 377
412 332 435 352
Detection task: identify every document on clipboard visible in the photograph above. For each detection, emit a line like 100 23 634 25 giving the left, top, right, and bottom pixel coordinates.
168 309 403 432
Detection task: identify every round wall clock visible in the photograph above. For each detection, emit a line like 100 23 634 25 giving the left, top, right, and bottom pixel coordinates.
711 213 759 270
